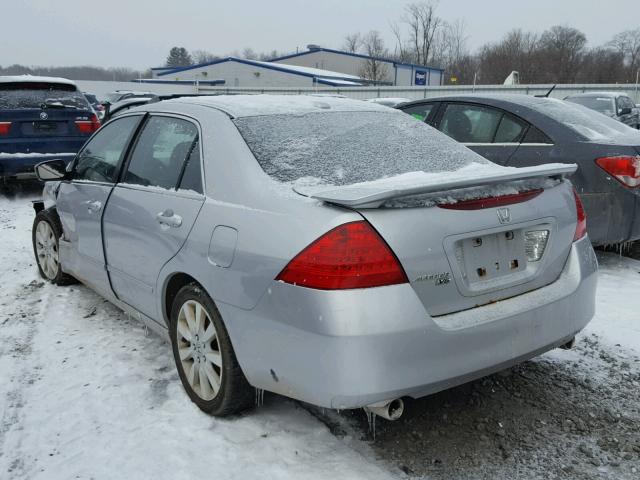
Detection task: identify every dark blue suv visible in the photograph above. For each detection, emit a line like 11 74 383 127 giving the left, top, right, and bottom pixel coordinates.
0 76 100 182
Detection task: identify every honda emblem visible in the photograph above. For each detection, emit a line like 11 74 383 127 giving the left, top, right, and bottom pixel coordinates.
497 208 511 224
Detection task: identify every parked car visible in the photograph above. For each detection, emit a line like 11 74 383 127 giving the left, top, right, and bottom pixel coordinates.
103 96 157 120
0 75 100 182
31 95 596 418
104 90 157 104
396 95 640 245
564 92 640 129
365 97 411 108
83 92 106 121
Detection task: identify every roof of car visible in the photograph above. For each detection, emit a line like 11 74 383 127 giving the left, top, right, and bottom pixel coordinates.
0 75 78 88
167 94 391 118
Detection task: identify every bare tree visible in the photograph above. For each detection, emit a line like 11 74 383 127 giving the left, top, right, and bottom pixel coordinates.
404 1 442 65
359 31 390 83
192 50 219 64
242 48 259 60
342 33 363 53
608 29 640 81
538 25 587 83
389 21 410 63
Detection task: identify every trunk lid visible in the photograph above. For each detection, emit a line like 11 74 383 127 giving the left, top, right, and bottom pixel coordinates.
297 163 578 316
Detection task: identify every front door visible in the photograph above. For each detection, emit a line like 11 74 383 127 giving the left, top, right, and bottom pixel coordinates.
102 114 205 320
56 115 141 294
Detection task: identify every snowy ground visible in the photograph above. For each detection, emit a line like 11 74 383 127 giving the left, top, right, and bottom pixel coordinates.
1 187 639 480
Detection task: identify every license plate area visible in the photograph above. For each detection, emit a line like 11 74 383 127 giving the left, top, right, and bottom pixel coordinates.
33 121 58 132
457 229 527 285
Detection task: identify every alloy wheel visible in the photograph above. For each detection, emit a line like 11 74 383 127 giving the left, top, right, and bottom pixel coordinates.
35 220 59 280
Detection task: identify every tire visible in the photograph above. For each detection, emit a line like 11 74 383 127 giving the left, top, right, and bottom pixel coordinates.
170 284 253 416
32 209 77 285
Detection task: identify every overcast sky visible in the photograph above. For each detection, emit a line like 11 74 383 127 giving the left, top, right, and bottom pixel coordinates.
3 0 638 69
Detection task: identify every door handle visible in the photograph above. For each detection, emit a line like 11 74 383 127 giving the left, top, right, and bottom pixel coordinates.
85 200 102 213
156 209 182 228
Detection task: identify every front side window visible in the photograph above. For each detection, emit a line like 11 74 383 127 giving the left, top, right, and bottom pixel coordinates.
440 104 502 143
74 115 140 182
617 96 635 112
124 116 199 190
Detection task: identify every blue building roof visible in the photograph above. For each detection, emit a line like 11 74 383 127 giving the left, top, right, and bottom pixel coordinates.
155 57 378 86
269 47 444 73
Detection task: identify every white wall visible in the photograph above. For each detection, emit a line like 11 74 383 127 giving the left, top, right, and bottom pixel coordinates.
197 84 640 103
157 61 314 88
75 80 197 100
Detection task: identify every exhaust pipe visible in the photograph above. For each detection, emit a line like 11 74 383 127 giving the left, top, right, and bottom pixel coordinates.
364 398 404 421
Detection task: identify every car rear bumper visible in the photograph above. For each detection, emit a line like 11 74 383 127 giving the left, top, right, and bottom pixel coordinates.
0 152 76 179
581 189 640 245
220 236 598 409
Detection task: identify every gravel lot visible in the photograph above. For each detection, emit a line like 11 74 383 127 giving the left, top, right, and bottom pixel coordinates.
1 185 639 479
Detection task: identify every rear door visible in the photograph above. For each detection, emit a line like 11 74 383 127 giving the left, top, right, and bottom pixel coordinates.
102 114 205 320
434 102 526 165
56 115 142 294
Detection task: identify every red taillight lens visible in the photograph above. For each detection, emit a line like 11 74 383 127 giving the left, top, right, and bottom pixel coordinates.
437 189 543 210
75 114 101 134
595 156 640 187
573 188 587 241
0 122 11 135
276 221 408 290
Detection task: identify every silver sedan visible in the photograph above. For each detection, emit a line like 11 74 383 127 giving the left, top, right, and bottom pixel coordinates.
31 95 597 418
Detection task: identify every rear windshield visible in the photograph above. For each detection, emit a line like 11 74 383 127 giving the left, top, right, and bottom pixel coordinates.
0 82 90 110
565 96 615 116
233 111 489 186
532 98 639 144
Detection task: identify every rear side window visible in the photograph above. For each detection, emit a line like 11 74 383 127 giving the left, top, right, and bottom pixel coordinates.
74 115 140 183
494 114 526 143
0 82 90 110
124 116 199 190
233 110 489 186
522 126 553 144
400 103 435 121
617 96 635 111
178 139 203 193
440 104 502 143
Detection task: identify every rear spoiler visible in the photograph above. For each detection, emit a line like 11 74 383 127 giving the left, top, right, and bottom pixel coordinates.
294 163 577 208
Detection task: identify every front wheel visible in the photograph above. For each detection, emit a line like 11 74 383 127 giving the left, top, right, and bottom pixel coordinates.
169 284 253 416
32 209 76 285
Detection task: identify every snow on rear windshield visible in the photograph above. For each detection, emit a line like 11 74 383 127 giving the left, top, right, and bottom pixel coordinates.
0 83 89 110
234 111 490 186
523 97 639 143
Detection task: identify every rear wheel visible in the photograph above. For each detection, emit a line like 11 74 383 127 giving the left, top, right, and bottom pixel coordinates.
32 209 77 285
169 284 253 416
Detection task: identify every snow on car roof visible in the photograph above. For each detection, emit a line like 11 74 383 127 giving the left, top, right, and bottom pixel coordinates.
0 75 78 88
175 94 390 118
565 92 623 98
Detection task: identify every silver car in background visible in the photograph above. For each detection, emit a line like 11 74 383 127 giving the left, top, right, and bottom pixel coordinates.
565 92 640 129
31 95 597 418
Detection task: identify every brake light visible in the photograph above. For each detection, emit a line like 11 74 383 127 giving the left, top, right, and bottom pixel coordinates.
0 122 11 135
573 188 587 241
595 156 640 187
275 221 408 290
75 114 100 134
438 189 543 210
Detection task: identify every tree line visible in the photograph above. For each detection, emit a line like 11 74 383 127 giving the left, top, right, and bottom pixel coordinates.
0 64 150 82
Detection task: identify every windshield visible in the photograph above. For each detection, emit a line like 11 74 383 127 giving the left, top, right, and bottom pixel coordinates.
0 82 90 110
234 111 489 186
566 96 615 116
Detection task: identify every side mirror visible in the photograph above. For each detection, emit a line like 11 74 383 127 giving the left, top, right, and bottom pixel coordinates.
35 159 69 181
619 107 632 115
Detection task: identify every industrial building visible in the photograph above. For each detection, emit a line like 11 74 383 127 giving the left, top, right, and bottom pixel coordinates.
152 57 371 87
270 45 444 86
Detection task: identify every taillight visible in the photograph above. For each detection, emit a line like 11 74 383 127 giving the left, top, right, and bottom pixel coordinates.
275 221 408 290
595 156 640 187
75 114 101 134
573 188 587 241
437 189 543 210
0 122 11 135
